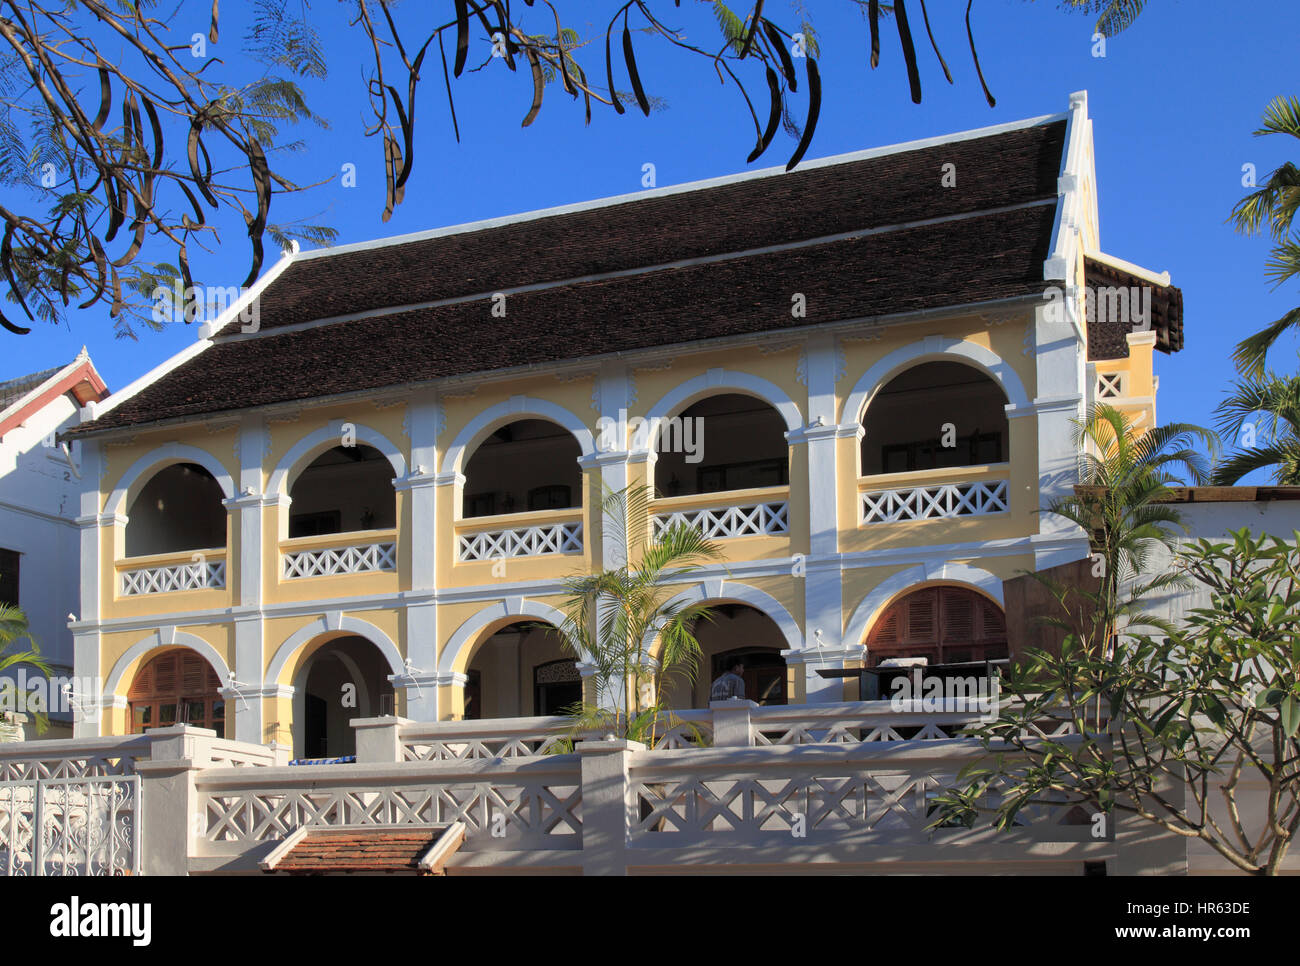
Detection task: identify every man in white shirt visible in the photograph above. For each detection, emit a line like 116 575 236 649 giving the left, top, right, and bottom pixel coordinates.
710 660 746 701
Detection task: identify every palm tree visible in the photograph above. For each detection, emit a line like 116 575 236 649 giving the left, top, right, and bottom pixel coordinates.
0 604 51 737
1230 95 1300 378
558 485 724 746
1041 404 1217 661
1212 370 1300 485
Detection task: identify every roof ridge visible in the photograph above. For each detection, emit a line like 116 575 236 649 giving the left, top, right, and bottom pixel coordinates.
292 110 1067 264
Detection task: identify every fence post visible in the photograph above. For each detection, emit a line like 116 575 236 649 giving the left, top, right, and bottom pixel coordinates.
134 725 217 876
353 716 411 763
710 699 758 747
579 738 641 876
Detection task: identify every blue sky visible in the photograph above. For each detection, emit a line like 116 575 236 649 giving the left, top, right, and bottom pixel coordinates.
7 1 1299 478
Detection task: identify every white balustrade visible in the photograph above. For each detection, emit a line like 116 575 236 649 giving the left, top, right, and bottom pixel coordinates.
458 521 582 561
196 759 583 852
860 479 1008 524
653 501 788 539
120 558 225 596
282 541 396 579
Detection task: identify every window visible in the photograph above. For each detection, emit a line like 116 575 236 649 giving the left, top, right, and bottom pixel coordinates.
289 510 342 538
696 458 788 494
0 549 18 607
127 649 226 737
867 586 1008 667
527 485 572 511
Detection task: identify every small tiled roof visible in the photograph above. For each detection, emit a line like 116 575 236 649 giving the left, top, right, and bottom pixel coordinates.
73 118 1069 437
0 365 61 410
263 826 461 875
1083 256 1184 358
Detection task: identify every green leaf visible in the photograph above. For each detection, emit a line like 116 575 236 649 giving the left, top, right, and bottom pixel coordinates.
1282 696 1300 738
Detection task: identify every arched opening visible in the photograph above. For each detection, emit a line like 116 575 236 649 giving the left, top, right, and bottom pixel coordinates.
464 620 577 719
462 419 582 518
859 362 1009 476
662 603 789 709
125 463 226 557
127 648 226 736
654 394 788 497
294 635 396 759
288 444 396 537
865 586 1008 667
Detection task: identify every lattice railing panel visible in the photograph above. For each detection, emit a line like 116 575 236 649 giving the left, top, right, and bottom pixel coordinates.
653 501 788 540
630 768 1092 844
860 480 1008 525
1 777 140 876
120 559 225 596
200 777 582 851
458 522 583 561
282 542 396 579
1096 372 1125 399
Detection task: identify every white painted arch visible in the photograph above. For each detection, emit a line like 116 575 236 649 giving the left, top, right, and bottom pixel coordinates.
440 396 596 478
637 369 802 457
646 579 804 654
438 598 587 676
842 336 1031 430
266 614 405 687
104 628 232 697
842 562 1006 651
106 443 236 518
267 420 407 498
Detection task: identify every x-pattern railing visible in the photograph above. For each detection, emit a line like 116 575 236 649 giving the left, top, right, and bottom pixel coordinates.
860 479 1008 524
282 541 396 579
458 521 583 561
653 501 788 540
120 559 225 596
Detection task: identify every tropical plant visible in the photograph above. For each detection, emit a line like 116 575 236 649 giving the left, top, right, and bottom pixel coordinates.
1229 95 1300 378
557 484 724 746
1040 404 1217 662
0 603 51 736
1212 369 1300 485
932 529 1300 875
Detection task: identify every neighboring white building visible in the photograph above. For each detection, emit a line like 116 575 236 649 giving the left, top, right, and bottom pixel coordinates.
0 349 109 738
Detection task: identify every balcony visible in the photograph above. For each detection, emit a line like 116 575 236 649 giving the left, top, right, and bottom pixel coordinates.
118 548 226 597
280 529 398 580
858 464 1010 525
651 485 790 540
456 508 584 562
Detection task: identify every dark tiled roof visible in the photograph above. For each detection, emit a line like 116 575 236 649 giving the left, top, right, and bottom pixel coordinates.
0 365 61 410
266 828 448 874
75 120 1069 436
1083 256 1184 359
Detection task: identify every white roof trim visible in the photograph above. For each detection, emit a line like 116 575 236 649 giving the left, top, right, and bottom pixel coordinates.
1043 90 1091 283
293 111 1067 262
1086 249 1172 287
81 247 298 425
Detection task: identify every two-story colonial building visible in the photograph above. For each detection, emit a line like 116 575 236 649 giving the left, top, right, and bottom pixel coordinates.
63 90 1183 761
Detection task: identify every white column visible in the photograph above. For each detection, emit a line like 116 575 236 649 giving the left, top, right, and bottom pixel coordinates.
227 417 268 743
1029 298 1088 569
72 439 102 737
399 391 441 720
788 334 857 702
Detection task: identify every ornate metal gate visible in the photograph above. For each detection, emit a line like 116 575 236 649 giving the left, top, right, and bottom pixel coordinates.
0 776 141 875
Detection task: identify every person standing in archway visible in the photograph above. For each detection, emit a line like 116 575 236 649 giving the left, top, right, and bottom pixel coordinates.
710 660 746 701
